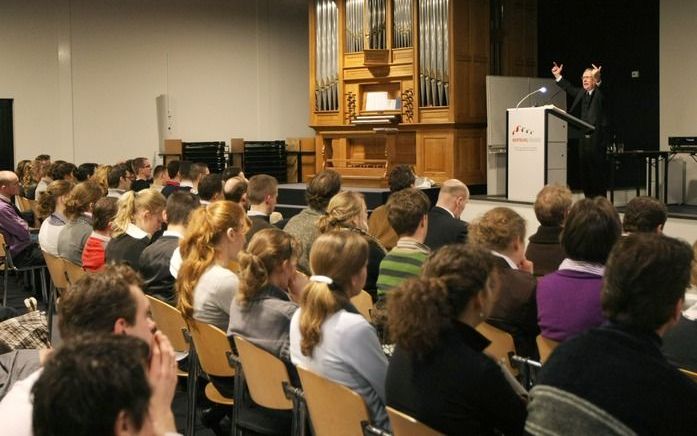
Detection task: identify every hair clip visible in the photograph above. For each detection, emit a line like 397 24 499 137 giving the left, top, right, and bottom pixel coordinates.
310 275 333 285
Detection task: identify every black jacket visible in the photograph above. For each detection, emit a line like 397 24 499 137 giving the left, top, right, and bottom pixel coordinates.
537 323 697 435
387 322 526 435
424 206 468 251
137 235 179 305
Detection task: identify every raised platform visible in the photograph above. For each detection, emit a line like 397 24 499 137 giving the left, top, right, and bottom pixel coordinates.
276 183 442 219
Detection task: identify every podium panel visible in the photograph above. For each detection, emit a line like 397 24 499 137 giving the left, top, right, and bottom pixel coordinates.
507 107 549 202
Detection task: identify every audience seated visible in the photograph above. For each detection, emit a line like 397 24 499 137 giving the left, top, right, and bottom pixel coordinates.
49 161 77 184
138 191 200 305
622 195 668 234
423 179 469 250
36 180 74 256
130 157 152 192
525 184 572 277
376 188 431 298
228 228 307 432
92 164 112 195
160 160 181 198
15 160 34 199
151 164 167 192
0 264 160 435
289 231 390 429
526 234 697 435
106 163 133 199
31 155 52 200
177 201 250 332
178 161 205 195
246 174 279 242
229 228 306 360
56 181 103 266
105 189 166 269
318 191 386 300
81 197 118 271
368 165 415 250
31 334 177 436
537 197 621 342
663 241 697 372
223 175 249 209
0 171 45 268
284 169 342 273
469 207 538 357
198 173 224 204
386 244 527 435
75 162 97 182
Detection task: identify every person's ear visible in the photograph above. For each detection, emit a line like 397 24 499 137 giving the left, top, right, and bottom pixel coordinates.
113 317 128 335
114 410 135 436
162 209 169 224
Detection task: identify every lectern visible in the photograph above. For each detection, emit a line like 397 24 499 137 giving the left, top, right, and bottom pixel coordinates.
506 105 594 202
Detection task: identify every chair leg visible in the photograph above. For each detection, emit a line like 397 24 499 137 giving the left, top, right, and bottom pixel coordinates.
185 346 199 436
47 282 55 343
40 269 48 306
2 270 7 307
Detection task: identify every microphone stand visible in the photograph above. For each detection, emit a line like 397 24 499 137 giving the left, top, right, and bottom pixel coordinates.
516 87 547 108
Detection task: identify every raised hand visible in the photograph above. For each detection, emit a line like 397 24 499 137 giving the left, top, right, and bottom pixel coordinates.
591 63 602 81
551 61 564 79
148 331 178 435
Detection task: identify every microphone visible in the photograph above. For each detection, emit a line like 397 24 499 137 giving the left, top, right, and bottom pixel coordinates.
516 86 547 108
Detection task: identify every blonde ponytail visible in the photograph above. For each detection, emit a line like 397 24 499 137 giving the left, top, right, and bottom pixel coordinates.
176 201 249 321
237 228 301 307
298 231 368 356
111 191 137 237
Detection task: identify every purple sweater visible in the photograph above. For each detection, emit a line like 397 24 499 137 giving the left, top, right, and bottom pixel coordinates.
0 199 31 257
537 269 605 342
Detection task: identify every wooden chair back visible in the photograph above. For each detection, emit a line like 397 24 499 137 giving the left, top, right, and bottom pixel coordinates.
680 368 697 384
187 319 234 378
350 290 373 321
0 233 11 269
146 296 189 353
62 259 86 285
387 406 443 436
15 196 33 213
227 260 241 273
233 335 293 410
297 366 371 436
536 335 560 364
42 252 68 290
476 322 517 374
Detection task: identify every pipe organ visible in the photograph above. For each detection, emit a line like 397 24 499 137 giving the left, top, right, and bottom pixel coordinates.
310 0 491 187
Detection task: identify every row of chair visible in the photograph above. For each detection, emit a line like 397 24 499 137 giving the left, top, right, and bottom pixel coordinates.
146 293 441 436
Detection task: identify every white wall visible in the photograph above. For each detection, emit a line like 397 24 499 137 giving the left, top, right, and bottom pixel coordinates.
661 0 697 204
1 0 312 164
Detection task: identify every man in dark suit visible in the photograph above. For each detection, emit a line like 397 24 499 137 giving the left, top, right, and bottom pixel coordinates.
424 179 469 250
552 62 610 198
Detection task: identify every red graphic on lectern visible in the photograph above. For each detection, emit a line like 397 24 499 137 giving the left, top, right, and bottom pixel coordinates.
511 125 534 136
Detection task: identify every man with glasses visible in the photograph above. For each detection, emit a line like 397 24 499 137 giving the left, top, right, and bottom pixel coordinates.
131 157 153 192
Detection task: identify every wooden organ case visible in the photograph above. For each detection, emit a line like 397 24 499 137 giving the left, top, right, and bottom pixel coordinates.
309 0 490 187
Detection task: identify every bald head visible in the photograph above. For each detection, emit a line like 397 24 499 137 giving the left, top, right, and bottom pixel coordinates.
224 176 249 209
0 171 20 197
436 179 469 217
